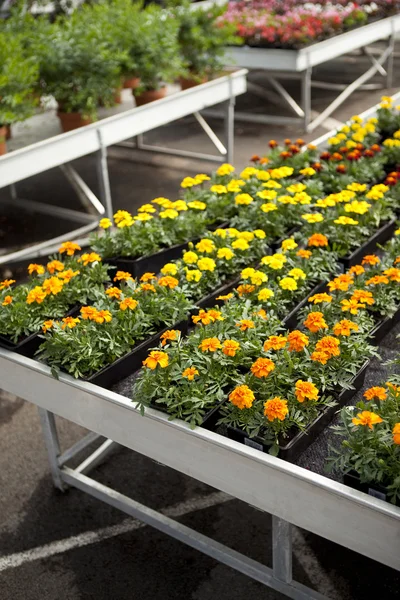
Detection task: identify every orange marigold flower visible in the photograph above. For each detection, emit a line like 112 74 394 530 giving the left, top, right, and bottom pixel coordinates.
42 320 54 333
264 397 288 422
365 275 389 286
158 276 179 289
352 411 383 429
308 233 328 247
236 319 255 331
311 351 330 364
349 264 365 276
296 249 312 259
140 283 156 293
269 140 278 148
26 286 47 304
0 279 15 290
80 306 99 320
263 335 287 351
57 269 80 282
383 267 400 282
119 297 138 311
161 330 179 346
287 330 309 352
251 357 275 378
192 310 213 326
61 317 80 330
2 295 12 306
47 260 64 274
315 336 340 359
362 254 380 266
143 350 169 370
394 256 400 265
222 339 240 357
327 274 354 292
256 308 268 320
237 284 256 296
364 387 387 401
199 337 221 352
333 319 359 336
59 241 81 256
216 293 234 301
114 271 134 282
207 309 224 322
308 293 332 304
140 272 156 282
28 263 45 275
303 311 328 333
182 367 199 381
42 277 63 296
341 299 365 314
350 290 374 305
105 287 122 299
295 380 319 403
393 423 400 445
93 310 112 324
229 385 255 409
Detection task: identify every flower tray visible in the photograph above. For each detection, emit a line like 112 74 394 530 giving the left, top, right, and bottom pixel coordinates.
226 360 370 463
194 276 242 311
81 319 188 389
343 470 399 506
369 305 400 345
147 398 224 431
339 218 398 270
282 280 327 330
270 227 299 252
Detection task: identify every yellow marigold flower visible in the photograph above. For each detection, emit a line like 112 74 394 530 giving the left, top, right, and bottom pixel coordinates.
42 320 53 333
328 136 340 146
137 204 156 213
59 241 81 256
161 263 178 276
196 239 215 254
297 249 312 259
250 271 268 286
182 366 199 381
309 293 332 304
0 279 15 290
394 130 400 139
78 252 102 266
171 200 188 212
344 200 371 215
134 213 153 222
345 140 357 149
251 357 275 378
226 181 242 193
308 233 328 247
347 183 367 193
240 167 258 180
287 330 309 352
288 268 306 280
143 350 169 369
114 271 134 282
263 335 287 351
236 319 255 331
216 163 235 176
295 380 319 403
392 423 400 445
382 138 400 148
194 174 210 183
300 167 316 177
99 217 112 229
235 193 253 205
180 177 197 188
57 269 79 282
160 330 179 346
316 198 336 208
197 257 216 272
208 309 224 322
260 202 277 213
217 247 234 260
263 180 281 189
186 269 202 282
257 190 277 200
352 411 383 429
281 238 298 252
264 397 288 422
287 183 306 194
61 317 80 330
256 169 271 181
187 201 206 211
241 267 256 279
192 310 213 325
140 272 156 282
341 299 365 314
182 251 198 265
334 216 359 226
302 213 324 224
199 337 222 352
362 254 380 266
303 311 328 333
26 286 47 304
47 260 64 274
214 228 227 239
229 385 255 409
159 209 179 219
28 264 45 275
383 267 400 282
237 231 255 242
258 288 274 301
365 189 384 201
232 239 249 251
294 192 312 205
158 276 179 289
278 195 296 205
222 339 240 357
152 197 172 208
253 229 266 239
227 228 240 238
114 210 134 227
216 293 233 301
270 166 294 179
2 295 12 306
210 184 228 195
93 310 112 324
105 287 122 299
119 297 138 311
279 277 297 291
42 277 63 296
237 284 256 296
364 387 387 401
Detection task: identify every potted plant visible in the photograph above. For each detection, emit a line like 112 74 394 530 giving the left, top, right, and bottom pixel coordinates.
0 31 39 155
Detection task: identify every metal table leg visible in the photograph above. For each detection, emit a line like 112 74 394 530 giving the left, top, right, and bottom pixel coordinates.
96 130 114 220
38 408 66 492
224 97 235 164
272 515 292 584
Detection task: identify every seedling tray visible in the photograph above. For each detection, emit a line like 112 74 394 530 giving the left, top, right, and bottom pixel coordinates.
344 470 399 506
339 219 397 270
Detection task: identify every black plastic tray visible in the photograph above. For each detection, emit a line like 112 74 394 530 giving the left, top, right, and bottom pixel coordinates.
282 280 327 330
340 218 397 270
226 360 370 463
270 227 299 251
148 398 224 431
344 470 399 506
369 305 400 345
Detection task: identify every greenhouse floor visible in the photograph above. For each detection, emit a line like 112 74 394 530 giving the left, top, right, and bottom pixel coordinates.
1 51 400 599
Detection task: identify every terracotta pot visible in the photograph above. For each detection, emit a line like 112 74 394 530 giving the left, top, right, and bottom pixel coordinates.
133 87 167 106
5 125 11 140
123 76 141 90
0 126 7 156
114 88 123 104
57 112 92 133
179 76 208 90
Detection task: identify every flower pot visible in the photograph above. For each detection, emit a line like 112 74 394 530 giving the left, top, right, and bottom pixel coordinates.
57 112 93 133
282 280 328 330
133 87 167 106
5 125 11 140
179 76 208 90
123 76 141 90
343 471 399 506
339 218 398 270
0 125 7 156
369 305 400 345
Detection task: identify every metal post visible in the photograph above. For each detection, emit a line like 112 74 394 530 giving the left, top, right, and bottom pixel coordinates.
38 408 66 491
224 98 235 165
96 130 114 220
301 67 312 132
272 515 292 584
386 29 395 89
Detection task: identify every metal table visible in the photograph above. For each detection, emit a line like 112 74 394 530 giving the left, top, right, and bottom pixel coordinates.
216 14 400 132
0 69 247 265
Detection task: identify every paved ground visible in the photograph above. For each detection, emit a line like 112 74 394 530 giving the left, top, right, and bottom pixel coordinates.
1 52 400 599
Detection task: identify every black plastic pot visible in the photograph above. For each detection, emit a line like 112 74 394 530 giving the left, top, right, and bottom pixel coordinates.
226 360 370 463
339 218 398 270
148 398 224 431
82 319 188 389
282 280 327 330
344 470 399 506
369 306 400 345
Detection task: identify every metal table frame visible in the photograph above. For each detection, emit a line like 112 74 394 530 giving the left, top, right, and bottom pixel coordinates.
0 70 247 265
205 14 400 132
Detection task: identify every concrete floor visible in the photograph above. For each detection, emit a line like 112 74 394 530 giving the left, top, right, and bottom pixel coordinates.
1 52 400 599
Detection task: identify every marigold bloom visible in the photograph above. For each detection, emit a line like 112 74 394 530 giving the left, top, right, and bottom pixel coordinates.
303 311 328 333
295 380 319 403
182 366 199 381
105 287 121 299
26 286 47 304
0 279 15 290
236 319 255 331
257 189 277 200
183 251 198 264
308 234 328 247
93 310 112 324
80 306 98 320
79 252 102 266
349 264 365 276
302 213 324 224
264 397 288 422
197 258 216 272
28 263 45 275
47 260 65 274
341 299 365 314
393 423 400 445
229 385 255 410
251 357 275 378
192 310 213 325
119 297 138 311
217 247 234 260
160 263 177 276
279 277 298 291
315 336 340 359
258 288 274 301
351 290 374 305
334 216 359 226
263 335 287 351
352 411 383 429
143 350 169 369
188 200 207 211
311 351 329 364
288 268 306 281
333 319 359 336
186 269 202 282
235 193 254 205
160 330 179 347
362 254 380 266
61 317 80 329
59 241 81 256
260 202 277 213
216 163 235 176
256 308 268 320
2 295 12 306
364 387 387 401
261 254 287 270
216 293 233 301
196 239 215 254
159 209 179 220
287 330 309 352
223 339 240 357
328 274 354 292
99 217 112 229
42 277 63 296
383 267 400 282
210 185 227 195
140 283 156 293
180 177 196 188
57 269 79 282
42 320 54 333
140 272 156 282
253 229 266 239
114 271 134 282
237 284 256 296
296 249 312 259
232 239 249 251
309 293 332 304
158 276 179 289
365 275 389 286
281 238 298 252
199 337 221 352
208 309 223 322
